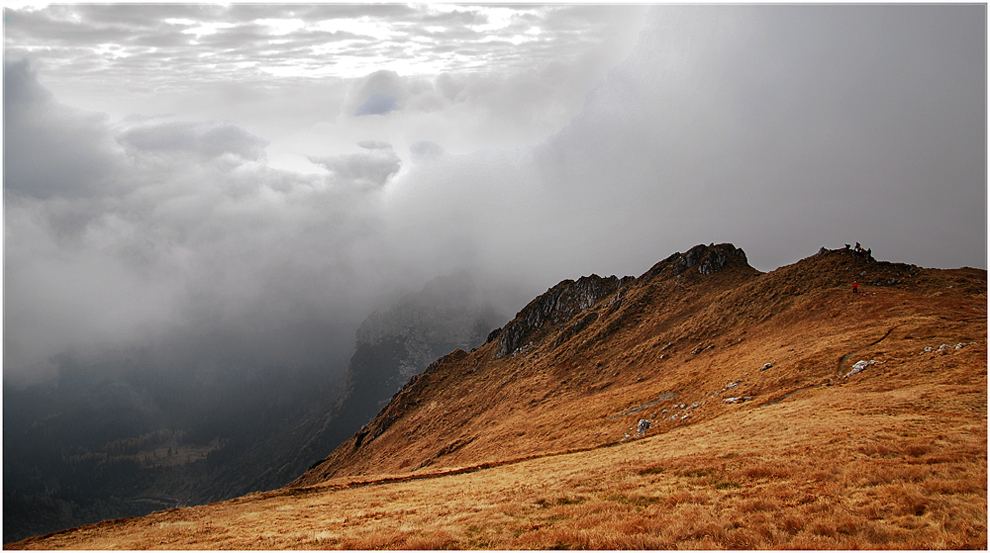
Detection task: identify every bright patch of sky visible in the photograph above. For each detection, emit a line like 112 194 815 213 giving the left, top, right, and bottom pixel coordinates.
314 17 395 41
254 18 306 36
3 4 648 158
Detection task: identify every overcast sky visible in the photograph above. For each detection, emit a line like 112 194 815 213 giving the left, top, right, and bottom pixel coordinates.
4 4 986 385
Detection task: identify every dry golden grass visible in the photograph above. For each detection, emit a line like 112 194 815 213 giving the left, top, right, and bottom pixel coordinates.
12 372 986 549
9 249 986 549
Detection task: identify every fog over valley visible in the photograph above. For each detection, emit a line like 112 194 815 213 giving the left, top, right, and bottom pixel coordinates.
3 4 986 542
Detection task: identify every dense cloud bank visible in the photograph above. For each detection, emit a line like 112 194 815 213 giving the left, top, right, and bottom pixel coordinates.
4 5 986 387
4 60 405 384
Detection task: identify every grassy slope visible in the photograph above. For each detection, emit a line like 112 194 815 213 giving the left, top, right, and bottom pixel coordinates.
9 245 987 549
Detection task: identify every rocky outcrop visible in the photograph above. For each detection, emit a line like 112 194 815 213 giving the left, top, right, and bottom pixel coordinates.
487 243 750 360
642 243 749 280
491 275 632 359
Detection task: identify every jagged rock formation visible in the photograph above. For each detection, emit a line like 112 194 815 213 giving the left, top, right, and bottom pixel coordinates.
491 243 749 360
491 275 633 359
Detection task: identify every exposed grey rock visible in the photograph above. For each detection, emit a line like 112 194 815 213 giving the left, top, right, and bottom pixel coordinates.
844 359 877 378
637 419 652 436
641 243 749 280
761 363 773 371
492 274 628 359
723 396 751 404
869 278 903 287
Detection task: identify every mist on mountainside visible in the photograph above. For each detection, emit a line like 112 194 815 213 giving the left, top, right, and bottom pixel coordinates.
3 270 512 542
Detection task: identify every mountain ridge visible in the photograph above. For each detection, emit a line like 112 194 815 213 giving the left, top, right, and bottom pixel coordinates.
291 242 983 487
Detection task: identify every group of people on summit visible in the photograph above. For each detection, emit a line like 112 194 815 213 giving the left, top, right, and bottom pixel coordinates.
847 242 868 293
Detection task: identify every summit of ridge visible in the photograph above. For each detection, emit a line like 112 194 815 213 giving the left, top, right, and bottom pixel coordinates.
488 243 752 360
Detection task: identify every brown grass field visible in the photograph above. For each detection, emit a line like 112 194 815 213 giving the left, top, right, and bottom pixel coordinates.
8 245 987 549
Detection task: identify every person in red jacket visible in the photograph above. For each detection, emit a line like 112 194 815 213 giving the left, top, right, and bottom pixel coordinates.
853 281 859 293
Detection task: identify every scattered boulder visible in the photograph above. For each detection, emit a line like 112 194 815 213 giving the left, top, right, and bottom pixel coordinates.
636 419 652 436
761 363 773 371
723 396 751 404
844 359 877 378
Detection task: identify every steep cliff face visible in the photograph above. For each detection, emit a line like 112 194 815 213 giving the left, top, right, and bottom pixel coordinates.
292 242 985 486
355 271 504 390
282 272 507 476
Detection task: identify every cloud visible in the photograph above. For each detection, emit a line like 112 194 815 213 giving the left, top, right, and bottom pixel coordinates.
3 59 403 385
525 5 986 272
372 5 985 286
355 92 398 116
308 142 401 188
118 118 269 160
3 5 985 389
3 59 126 200
409 141 445 162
